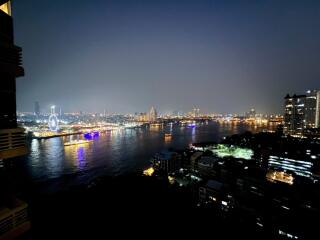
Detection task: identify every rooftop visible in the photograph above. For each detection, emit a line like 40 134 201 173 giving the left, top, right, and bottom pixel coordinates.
206 180 223 191
156 150 176 160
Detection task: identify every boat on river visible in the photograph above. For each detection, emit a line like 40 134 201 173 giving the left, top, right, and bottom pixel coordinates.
64 139 93 146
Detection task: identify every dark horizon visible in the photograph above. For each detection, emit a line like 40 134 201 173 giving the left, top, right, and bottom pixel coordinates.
13 0 320 114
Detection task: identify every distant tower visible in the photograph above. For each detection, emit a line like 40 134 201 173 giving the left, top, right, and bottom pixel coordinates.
50 105 56 115
250 108 256 118
305 90 319 129
34 101 40 116
193 107 200 118
316 91 320 128
149 106 157 122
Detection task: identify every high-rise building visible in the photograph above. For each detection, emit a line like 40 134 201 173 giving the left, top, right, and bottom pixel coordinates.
284 94 306 134
245 108 256 118
305 90 318 128
149 106 157 122
316 91 320 128
34 101 40 116
192 107 200 118
0 0 27 159
284 90 320 134
137 112 148 122
0 1 30 238
50 105 56 115
250 108 256 118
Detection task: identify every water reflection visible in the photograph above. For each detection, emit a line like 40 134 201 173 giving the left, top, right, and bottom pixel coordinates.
23 122 276 185
63 140 92 171
30 139 40 164
191 126 196 143
77 147 86 170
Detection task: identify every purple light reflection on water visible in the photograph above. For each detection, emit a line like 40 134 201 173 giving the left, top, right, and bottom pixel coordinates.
77 146 86 170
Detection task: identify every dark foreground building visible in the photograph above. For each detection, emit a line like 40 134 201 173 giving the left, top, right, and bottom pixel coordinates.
0 0 26 159
0 1 30 239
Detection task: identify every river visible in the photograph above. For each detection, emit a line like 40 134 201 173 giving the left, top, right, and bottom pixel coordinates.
1 121 275 193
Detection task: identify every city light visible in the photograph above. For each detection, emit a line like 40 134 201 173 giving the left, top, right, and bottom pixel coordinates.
212 144 254 160
0 1 11 15
168 176 175 184
266 170 294 185
2 0 320 238
143 167 154 176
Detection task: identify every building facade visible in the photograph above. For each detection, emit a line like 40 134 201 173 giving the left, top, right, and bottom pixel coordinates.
137 112 148 122
305 90 318 128
0 0 27 159
152 150 181 173
0 1 30 238
284 90 320 135
316 91 320 128
284 94 306 134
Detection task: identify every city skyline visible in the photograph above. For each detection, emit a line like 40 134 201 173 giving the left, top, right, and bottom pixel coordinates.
13 0 320 114
21 102 284 116
15 95 313 116
2 1 320 239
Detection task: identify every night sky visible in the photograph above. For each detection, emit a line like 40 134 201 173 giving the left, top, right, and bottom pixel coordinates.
13 0 320 114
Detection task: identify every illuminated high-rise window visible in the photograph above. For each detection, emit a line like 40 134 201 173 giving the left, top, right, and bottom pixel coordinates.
0 1 11 16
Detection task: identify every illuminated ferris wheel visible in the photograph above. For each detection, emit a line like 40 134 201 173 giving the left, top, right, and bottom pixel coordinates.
48 105 59 131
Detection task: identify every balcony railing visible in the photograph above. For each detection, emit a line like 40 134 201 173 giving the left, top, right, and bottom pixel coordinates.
0 198 30 239
0 44 24 77
0 45 22 64
0 127 27 159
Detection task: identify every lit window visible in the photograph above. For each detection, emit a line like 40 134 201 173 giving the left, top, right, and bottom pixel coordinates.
221 201 228 206
0 1 11 16
209 196 216 201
